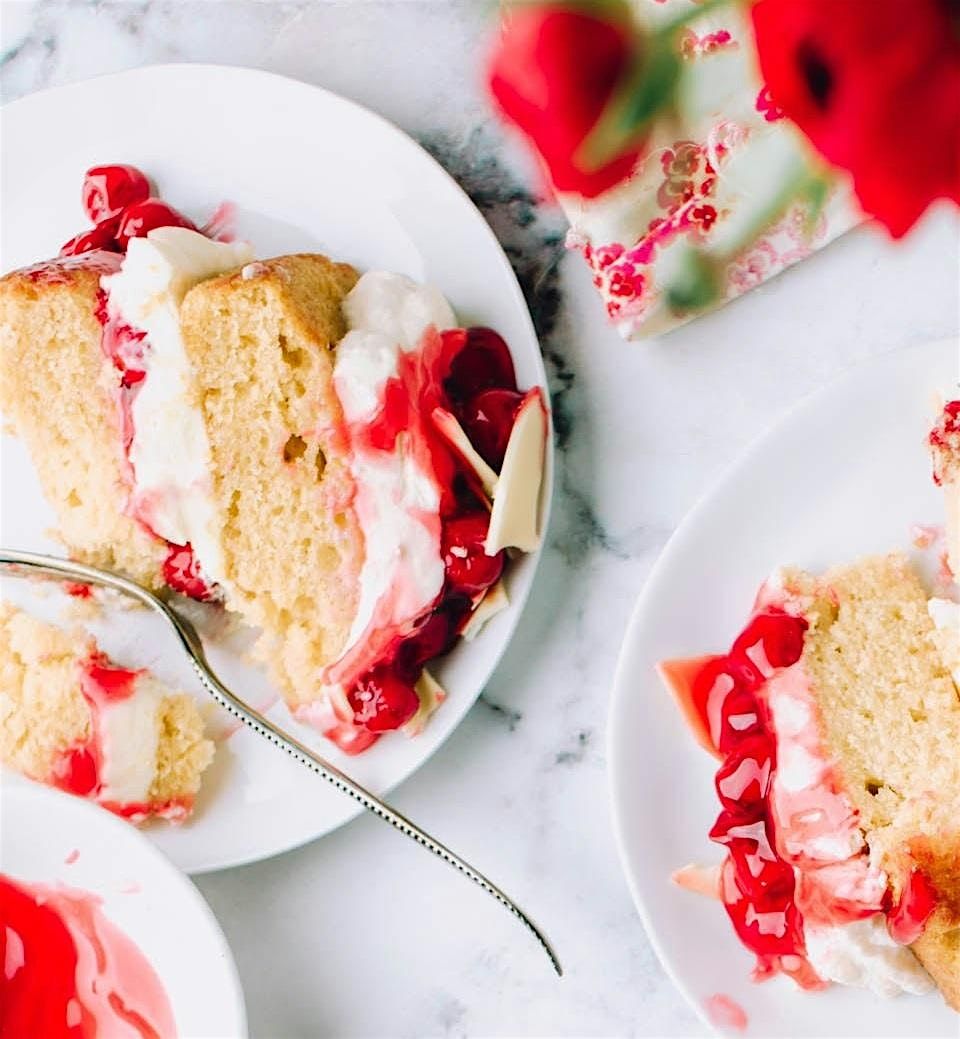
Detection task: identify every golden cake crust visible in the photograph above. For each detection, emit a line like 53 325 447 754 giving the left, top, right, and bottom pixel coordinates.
179 254 364 710
0 259 165 588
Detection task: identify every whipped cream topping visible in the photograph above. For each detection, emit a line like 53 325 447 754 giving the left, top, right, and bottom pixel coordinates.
93 675 165 806
75 662 166 810
804 916 934 997
325 272 455 686
101 227 254 588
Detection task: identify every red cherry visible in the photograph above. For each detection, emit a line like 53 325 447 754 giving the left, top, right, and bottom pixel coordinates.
461 388 524 468
81 164 151 226
714 734 774 811
163 544 216 602
732 611 808 674
395 595 473 680
720 858 803 958
59 222 122 257
116 198 197 249
441 512 505 596
444 327 517 401
690 656 763 755
348 668 420 732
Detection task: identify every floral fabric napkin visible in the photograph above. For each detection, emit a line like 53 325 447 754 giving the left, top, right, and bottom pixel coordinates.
557 0 862 339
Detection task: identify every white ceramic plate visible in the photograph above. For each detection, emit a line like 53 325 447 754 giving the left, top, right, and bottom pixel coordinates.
609 339 958 1037
0 781 246 1036
0 64 552 873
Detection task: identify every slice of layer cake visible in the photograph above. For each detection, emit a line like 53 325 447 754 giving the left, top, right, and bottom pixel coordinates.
1 164 549 756
0 603 214 821
0 253 164 587
660 554 960 1007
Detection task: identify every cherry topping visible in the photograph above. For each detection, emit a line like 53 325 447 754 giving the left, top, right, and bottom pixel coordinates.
732 611 808 673
443 327 517 401
441 512 505 596
163 544 216 601
82 164 151 227
348 668 420 732
116 198 197 249
59 222 122 257
720 857 805 958
714 734 773 810
690 656 762 755
461 388 524 469
394 596 473 680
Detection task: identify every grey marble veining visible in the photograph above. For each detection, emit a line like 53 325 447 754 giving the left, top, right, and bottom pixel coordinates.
3 3 958 1037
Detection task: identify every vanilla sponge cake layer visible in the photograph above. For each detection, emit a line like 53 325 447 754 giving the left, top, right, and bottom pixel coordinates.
0 603 212 811
179 255 364 709
784 555 960 1007
0 260 165 589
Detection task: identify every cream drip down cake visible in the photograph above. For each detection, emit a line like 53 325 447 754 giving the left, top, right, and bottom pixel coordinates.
0 604 213 821
660 555 960 1008
0 164 548 755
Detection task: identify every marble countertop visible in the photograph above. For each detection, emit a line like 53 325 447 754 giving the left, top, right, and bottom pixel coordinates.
2 3 958 1037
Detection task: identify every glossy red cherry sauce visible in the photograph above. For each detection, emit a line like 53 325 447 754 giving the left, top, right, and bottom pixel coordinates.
929 399 960 486
662 597 941 986
314 326 531 752
0 874 177 1039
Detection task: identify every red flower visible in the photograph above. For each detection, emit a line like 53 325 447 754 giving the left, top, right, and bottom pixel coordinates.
751 0 960 238
488 3 646 197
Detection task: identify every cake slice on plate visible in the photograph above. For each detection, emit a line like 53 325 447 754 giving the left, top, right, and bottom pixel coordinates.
660 554 960 1008
0 603 213 821
0 163 549 755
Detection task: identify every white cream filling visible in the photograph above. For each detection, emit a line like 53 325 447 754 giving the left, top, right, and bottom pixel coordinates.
805 916 934 997
101 227 254 589
96 676 165 804
332 273 455 664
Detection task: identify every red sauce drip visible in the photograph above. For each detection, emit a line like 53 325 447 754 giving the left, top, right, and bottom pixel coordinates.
929 400 960 486
887 867 939 945
0 874 177 1039
51 745 99 798
64 582 93 600
162 544 217 602
686 610 826 987
323 326 522 752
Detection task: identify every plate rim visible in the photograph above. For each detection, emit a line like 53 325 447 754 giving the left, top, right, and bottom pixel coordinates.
607 338 957 1035
1 61 555 873
0 778 249 1036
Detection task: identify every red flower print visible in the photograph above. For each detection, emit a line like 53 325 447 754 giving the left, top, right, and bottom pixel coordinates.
594 242 626 269
488 4 648 198
751 0 960 237
657 141 704 209
690 203 718 232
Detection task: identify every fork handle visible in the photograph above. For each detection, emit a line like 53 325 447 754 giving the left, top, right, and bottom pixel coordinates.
0 549 561 976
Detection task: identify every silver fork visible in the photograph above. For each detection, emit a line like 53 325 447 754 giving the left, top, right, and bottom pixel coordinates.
0 548 561 976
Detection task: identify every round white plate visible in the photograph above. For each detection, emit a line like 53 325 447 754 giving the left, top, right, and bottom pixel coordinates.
0 781 246 1036
609 339 958 1037
0 64 552 872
